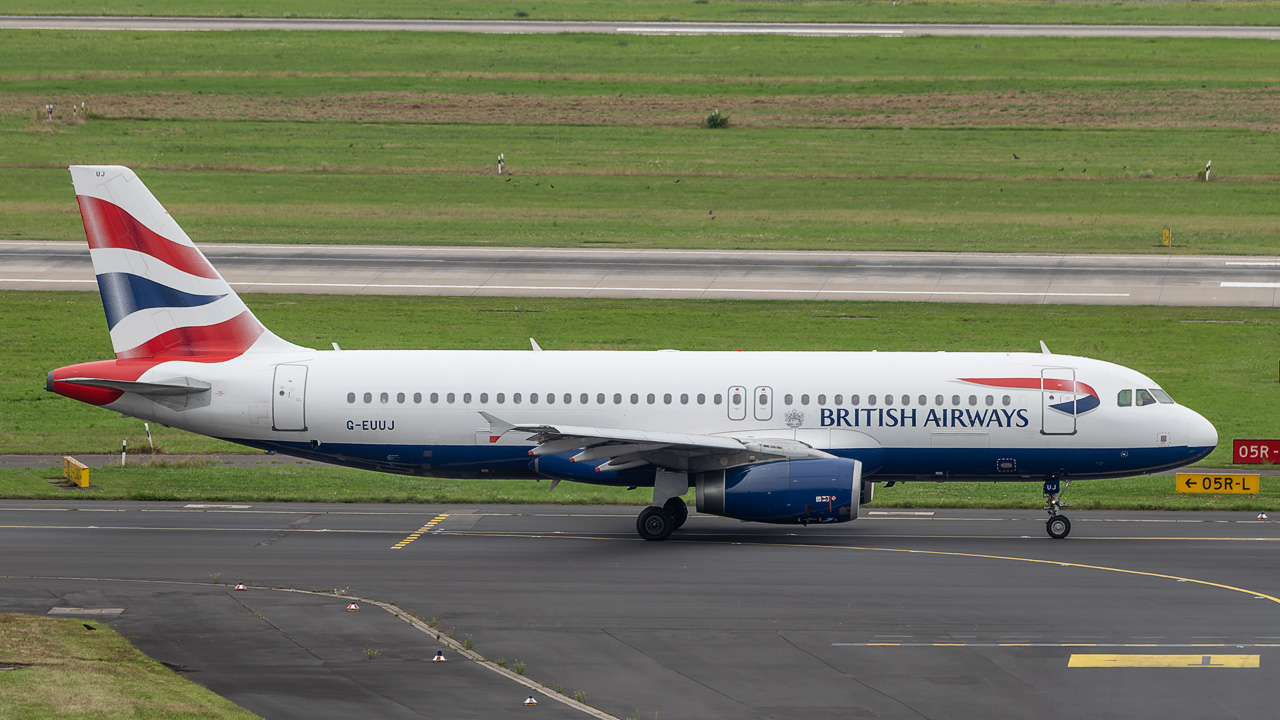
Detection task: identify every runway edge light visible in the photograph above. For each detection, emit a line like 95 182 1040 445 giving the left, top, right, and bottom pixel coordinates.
346 602 359 612
234 582 246 591
433 650 446 663
524 696 538 706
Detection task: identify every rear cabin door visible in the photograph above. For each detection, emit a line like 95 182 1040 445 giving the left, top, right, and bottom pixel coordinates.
1041 367 1076 435
272 364 308 431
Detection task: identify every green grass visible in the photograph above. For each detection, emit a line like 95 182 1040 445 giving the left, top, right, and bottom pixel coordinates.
5 291 1277 468
3 0 1280 26
0 614 259 720
3 465 1275 511
2 31 1278 254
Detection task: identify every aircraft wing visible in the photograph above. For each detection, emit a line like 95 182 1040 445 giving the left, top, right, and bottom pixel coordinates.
480 411 831 473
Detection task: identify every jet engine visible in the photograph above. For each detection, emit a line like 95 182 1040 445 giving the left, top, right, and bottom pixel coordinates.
695 457 863 524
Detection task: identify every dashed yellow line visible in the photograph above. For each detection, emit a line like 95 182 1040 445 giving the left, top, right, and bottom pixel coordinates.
390 513 449 550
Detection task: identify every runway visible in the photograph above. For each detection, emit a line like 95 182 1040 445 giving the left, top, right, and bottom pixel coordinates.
3 16 1280 39
3 240 1277 307
2 499 1277 719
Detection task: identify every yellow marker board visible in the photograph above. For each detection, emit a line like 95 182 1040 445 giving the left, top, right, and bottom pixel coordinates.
1070 654 1259 668
1176 473 1259 494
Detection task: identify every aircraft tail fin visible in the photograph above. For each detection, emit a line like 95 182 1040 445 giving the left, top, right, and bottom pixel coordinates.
70 165 302 359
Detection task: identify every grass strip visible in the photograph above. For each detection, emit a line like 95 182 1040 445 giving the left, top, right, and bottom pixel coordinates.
0 613 259 720
4 465 1275 511
2 0 1280 26
5 291 1276 467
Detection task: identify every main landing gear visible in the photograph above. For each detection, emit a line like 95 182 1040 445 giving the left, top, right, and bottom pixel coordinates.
638 469 691 541
1043 476 1072 539
636 498 688 541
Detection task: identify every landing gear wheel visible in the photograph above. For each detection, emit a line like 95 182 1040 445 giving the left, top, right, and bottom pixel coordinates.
1046 515 1072 539
637 507 675 541
664 497 689 530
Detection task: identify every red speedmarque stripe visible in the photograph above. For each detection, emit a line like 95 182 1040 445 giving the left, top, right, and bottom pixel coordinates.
77 195 219 280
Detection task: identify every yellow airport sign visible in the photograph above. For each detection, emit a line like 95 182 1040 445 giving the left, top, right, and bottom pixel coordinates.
1176 472 1259 494
1070 654 1259 668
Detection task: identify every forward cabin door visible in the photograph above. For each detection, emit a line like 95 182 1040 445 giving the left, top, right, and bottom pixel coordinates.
272 364 308 431
1041 367 1076 435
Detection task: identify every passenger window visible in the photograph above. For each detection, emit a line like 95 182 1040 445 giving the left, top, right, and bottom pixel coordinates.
817 394 826 405
834 394 842 406
664 393 672 404
1136 389 1156 406
1117 389 1131 407
758 393 768 406
885 394 894 406
630 393 639 404
697 393 706 405
801 394 810 405
596 393 605 404
363 392 372 404
546 393 555 404
346 392 355 404
380 392 389 404
1002 395 1010 406
681 393 689 405
868 395 876 406
647 393 656 404
397 392 405 404
565 393 573 404
951 395 960 406
918 395 927 406
851 394 860 406
513 393 522 404
985 395 993 406
414 392 422 404
496 393 504 404
447 392 456 403
784 394 793 405
431 392 440 404
968 395 977 406
935 395 944 405
480 393 488 403
613 393 622 404
714 394 723 405
463 393 472 403
901 394 909 405
529 393 538 404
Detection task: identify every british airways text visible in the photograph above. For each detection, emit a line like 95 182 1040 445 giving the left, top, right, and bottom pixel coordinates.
820 407 1029 429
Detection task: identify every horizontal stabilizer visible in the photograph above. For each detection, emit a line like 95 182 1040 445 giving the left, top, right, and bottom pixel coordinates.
60 376 211 396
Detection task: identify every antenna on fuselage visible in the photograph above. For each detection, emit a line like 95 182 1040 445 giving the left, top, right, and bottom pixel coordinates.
1039 340 1051 354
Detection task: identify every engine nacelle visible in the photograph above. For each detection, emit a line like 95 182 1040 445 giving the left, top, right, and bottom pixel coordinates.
695 458 864 525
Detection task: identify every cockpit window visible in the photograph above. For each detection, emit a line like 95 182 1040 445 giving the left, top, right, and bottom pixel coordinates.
1135 389 1157 406
1150 388 1174 404
1117 389 1132 407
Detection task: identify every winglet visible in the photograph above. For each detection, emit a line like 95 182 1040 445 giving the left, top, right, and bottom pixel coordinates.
479 411 513 443
1039 340 1051 355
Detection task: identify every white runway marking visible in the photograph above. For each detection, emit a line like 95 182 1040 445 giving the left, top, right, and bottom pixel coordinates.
1221 282 1280 289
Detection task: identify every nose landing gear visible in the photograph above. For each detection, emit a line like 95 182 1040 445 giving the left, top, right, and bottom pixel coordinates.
1044 476 1072 539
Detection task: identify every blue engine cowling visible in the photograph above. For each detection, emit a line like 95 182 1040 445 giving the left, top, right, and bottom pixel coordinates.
695 458 863 524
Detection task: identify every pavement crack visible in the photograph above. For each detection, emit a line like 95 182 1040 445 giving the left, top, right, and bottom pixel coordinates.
601 629 754 712
776 632 932 719
225 591 321 659
256 512 318 548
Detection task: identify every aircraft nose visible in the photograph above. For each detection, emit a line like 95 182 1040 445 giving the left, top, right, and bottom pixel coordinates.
1186 409 1218 450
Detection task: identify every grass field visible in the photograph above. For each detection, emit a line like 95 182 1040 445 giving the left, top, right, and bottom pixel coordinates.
4 463 1276 511
0 614 259 720
5 291 1276 468
4 0 1280 26
2 31 1277 253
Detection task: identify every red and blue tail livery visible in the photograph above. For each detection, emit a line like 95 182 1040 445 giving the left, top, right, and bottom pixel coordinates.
71 165 296 360
47 166 1217 541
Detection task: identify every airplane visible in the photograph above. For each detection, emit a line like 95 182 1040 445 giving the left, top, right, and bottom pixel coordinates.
48 165 1218 541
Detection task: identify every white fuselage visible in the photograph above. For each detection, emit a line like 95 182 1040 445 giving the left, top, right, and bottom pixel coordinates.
102 348 1217 484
